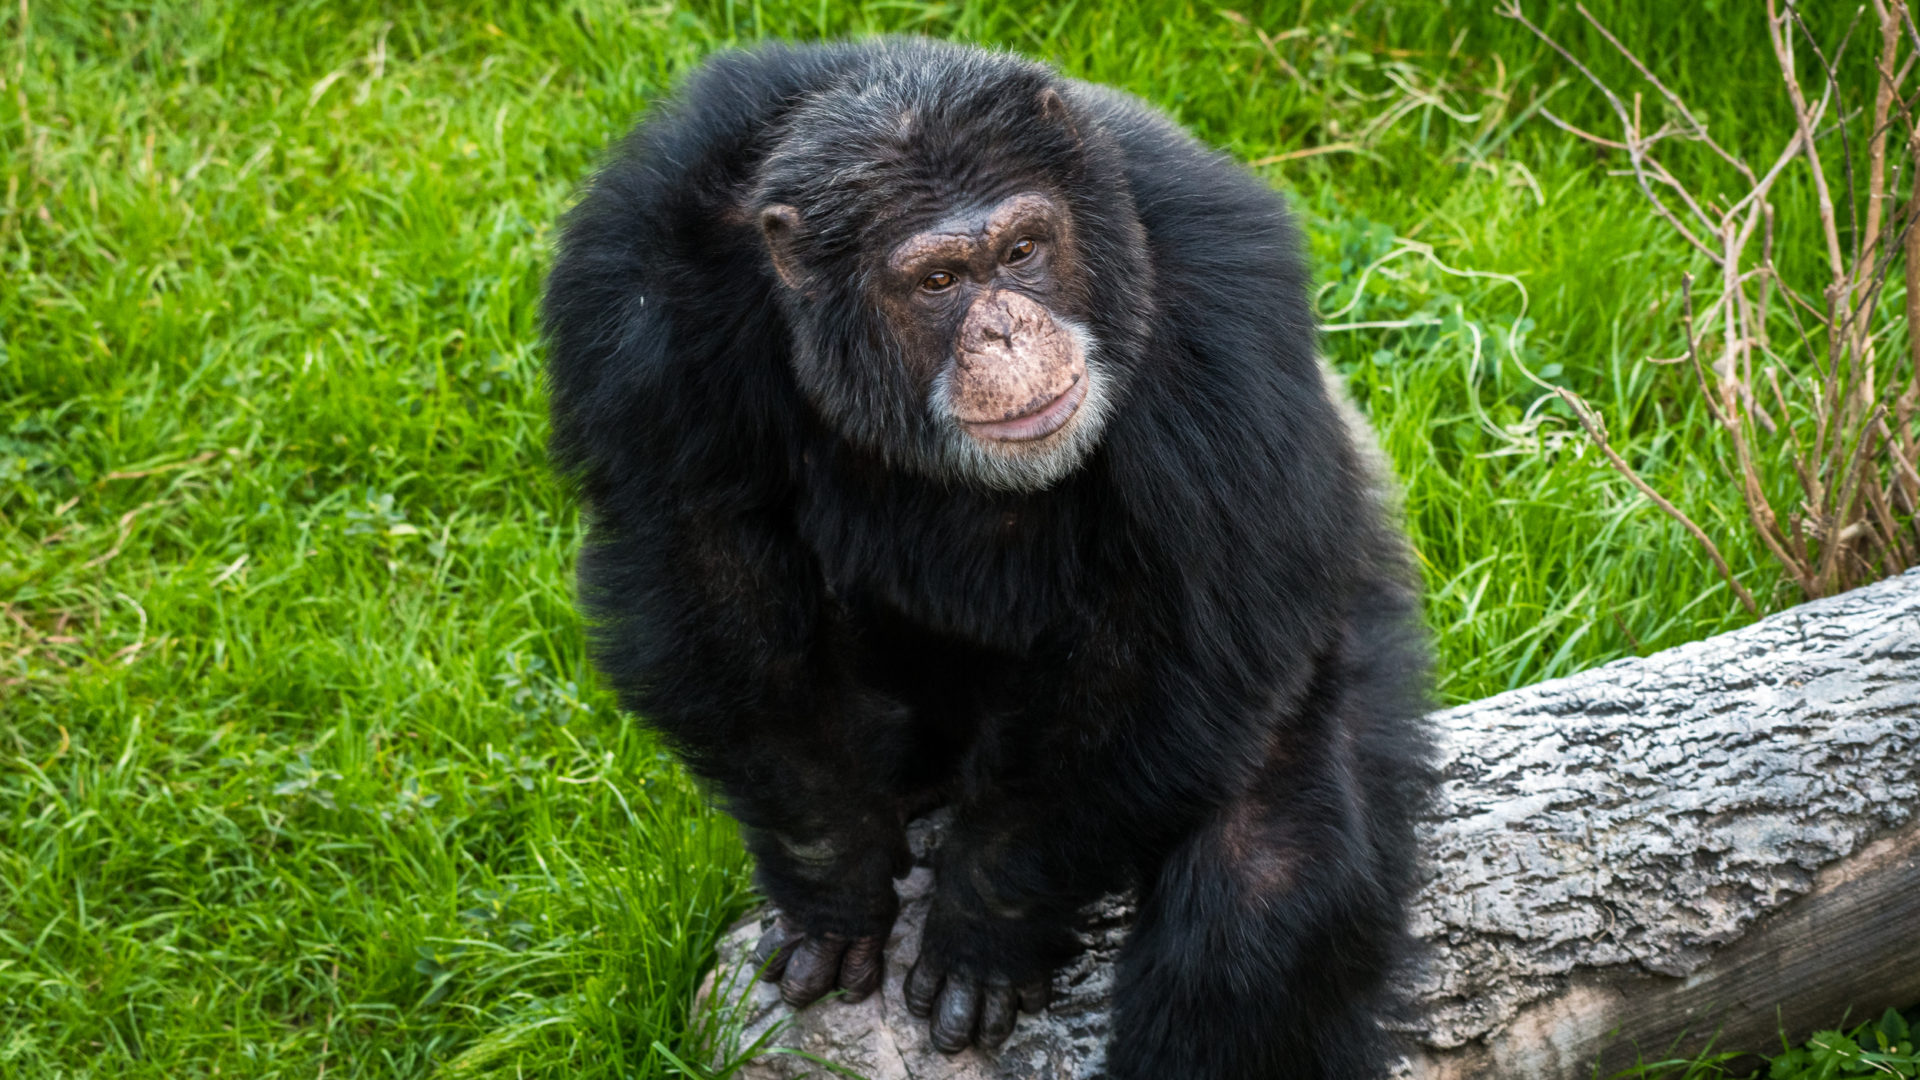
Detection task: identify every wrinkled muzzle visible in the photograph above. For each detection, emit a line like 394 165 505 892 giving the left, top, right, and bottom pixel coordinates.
950 290 1088 442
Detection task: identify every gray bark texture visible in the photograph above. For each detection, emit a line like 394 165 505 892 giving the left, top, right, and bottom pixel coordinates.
696 568 1920 1079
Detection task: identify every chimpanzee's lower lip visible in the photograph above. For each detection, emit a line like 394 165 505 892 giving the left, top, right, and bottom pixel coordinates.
962 377 1087 442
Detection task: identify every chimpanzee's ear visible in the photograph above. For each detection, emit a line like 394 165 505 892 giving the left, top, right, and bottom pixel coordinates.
1037 87 1078 139
759 204 810 292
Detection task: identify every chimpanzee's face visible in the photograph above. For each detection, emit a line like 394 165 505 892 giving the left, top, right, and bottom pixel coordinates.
759 186 1112 492
887 190 1113 488
752 75 1120 492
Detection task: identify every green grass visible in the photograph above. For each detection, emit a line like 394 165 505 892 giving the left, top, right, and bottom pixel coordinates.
0 1 1904 1077
1609 1008 1920 1080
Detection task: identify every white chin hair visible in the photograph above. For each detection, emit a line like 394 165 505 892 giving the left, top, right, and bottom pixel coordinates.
930 323 1111 493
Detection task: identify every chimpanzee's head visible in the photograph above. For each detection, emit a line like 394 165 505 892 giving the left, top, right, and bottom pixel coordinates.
751 44 1153 491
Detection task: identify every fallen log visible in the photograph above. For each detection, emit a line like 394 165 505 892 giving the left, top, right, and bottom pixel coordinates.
697 568 1920 1079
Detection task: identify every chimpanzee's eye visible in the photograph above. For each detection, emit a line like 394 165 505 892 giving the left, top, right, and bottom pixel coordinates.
921 270 958 291
1006 238 1037 263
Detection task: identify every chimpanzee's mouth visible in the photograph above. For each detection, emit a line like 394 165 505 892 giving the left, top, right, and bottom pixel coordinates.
961 377 1087 443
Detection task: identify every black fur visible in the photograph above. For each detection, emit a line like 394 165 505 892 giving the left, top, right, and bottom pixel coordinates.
544 38 1433 1079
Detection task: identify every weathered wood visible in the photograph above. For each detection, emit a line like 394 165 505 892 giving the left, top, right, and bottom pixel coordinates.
699 568 1920 1079
1417 819 1920 1079
1405 566 1920 1078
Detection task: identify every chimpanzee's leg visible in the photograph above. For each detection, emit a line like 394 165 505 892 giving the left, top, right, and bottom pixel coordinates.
735 707 915 1007
577 528 918 1009
1105 668 1429 1079
1105 797 1397 1077
739 606 1009 1008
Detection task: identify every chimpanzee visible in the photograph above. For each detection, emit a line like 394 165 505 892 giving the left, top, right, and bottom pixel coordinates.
542 37 1433 1080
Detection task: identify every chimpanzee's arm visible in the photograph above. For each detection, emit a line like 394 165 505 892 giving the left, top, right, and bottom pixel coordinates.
579 512 911 1005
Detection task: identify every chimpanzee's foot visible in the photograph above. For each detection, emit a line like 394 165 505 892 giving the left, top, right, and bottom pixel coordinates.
751 915 886 1007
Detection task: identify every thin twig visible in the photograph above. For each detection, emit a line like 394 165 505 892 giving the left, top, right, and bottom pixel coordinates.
1770 0 1849 285
1555 387 1760 616
1858 0 1903 275
1500 1 1723 256
1574 0 1754 181
1535 108 1723 262
1785 1 1866 277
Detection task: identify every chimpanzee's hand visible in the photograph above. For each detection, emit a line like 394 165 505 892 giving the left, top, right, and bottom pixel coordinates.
751 915 887 1007
904 899 1054 1053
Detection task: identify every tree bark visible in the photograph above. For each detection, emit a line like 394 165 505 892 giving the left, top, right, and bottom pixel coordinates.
697 568 1920 1079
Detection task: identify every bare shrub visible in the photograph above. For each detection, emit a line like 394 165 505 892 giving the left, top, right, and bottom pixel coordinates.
1502 0 1920 607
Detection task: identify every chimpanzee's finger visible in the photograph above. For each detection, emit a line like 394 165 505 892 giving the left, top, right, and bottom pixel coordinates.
838 934 885 1002
751 920 801 982
1017 977 1050 1014
977 980 1018 1047
779 935 847 1007
930 971 982 1054
905 956 944 1018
